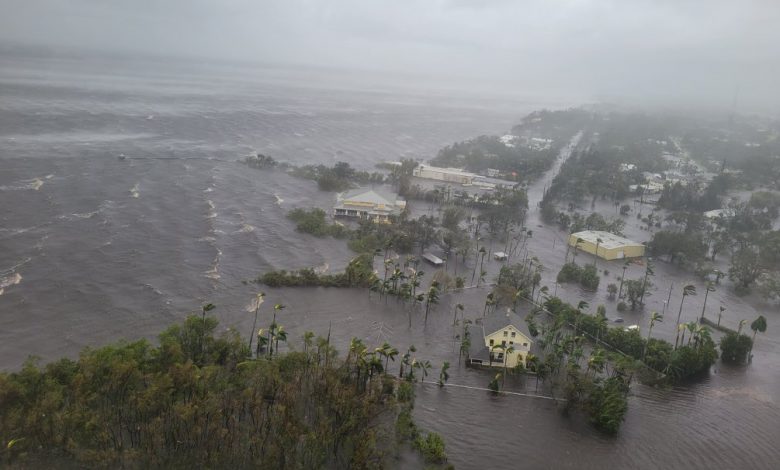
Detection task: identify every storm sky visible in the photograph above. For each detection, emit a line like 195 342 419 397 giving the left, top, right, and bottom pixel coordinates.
2 0 778 111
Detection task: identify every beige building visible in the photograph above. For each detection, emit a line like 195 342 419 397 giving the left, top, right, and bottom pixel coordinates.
568 230 645 260
412 164 478 185
334 188 406 223
468 311 533 369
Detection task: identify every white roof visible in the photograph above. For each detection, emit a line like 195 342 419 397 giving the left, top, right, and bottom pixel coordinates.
570 230 644 250
417 164 477 178
338 188 402 206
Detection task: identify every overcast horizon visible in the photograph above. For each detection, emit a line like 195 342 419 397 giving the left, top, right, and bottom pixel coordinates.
1 0 779 114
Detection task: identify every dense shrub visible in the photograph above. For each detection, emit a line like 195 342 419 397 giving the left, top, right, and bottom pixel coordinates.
557 262 583 283
719 332 753 364
580 264 601 290
288 208 350 238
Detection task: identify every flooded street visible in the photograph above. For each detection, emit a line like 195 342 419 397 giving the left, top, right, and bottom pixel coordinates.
1 55 779 469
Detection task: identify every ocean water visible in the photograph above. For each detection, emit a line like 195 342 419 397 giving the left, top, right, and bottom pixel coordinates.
1 54 778 469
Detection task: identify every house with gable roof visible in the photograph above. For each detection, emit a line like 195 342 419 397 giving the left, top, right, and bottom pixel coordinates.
468 309 534 369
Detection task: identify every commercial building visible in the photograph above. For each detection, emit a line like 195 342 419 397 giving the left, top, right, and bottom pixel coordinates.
333 188 406 223
412 164 478 185
568 230 645 260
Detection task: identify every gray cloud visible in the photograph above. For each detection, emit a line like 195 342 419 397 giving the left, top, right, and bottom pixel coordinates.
1 0 778 111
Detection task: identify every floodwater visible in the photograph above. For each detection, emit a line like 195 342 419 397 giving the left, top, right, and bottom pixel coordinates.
1 54 778 469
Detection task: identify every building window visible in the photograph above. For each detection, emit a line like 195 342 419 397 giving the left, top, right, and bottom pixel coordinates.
489 339 494 346
523 343 528 347
503 331 508 337
510 341 514 346
501 340 506 347
511 332 516 338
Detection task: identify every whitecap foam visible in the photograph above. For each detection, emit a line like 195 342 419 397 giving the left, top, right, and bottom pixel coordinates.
204 187 214 193
130 183 140 198
0 177 44 191
274 194 284 205
236 223 255 234
0 272 22 296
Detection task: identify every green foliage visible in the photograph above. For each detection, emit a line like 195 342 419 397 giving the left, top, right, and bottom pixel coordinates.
289 161 386 192
243 152 277 168
616 301 627 312
587 377 629 435
649 230 708 265
580 264 600 291
287 208 350 238
431 135 558 183
557 262 582 283
258 254 375 288
556 262 599 290
543 296 718 384
414 432 448 464
0 317 406 468
719 332 753 364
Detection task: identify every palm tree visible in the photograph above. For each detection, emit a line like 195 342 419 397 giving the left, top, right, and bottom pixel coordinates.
399 345 416 379
199 303 216 363
675 284 697 329
302 331 315 356
675 323 687 350
274 326 287 356
453 303 464 326
700 282 715 322
737 319 748 336
502 344 515 385
268 303 286 357
413 359 432 383
750 315 767 356
537 285 550 304
618 260 631 299
248 292 266 354
594 237 603 266
476 247 487 286
483 292 496 317
255 329 268 357
573 237 584 262
424 281 440 325
643 311 663 359
586 348 606 376
438 361 450 386
639 258 654 305
575 300 589 335
685 321 697 346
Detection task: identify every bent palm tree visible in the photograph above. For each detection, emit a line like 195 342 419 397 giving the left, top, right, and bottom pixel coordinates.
453 303 464 326
675 284 696 329
643 311 663 360
750 316 767 356
700 282 715 322
248 292 265 354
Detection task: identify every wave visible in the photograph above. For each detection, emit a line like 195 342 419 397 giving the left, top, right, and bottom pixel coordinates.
0 272 22 296
206 200 217 219
235 223 255 234
274 194 284 205
0 177 45 191
314 263 329 274
58 210 100 221
204 248 222 280
130 183 140 198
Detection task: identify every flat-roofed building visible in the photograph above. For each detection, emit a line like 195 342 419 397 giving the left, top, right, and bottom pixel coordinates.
412 164 478 185
568 230 645 260
334 188 406 223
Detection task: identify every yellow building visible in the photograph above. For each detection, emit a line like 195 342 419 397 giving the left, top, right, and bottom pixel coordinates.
333 188 406 223
568 230 645 261
468 311 533 369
